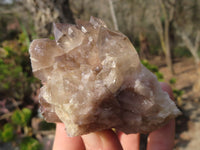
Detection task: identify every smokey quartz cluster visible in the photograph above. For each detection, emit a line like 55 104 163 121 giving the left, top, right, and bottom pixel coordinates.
29 17 181 136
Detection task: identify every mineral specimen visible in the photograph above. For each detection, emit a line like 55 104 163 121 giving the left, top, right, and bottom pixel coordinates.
29 17 181 136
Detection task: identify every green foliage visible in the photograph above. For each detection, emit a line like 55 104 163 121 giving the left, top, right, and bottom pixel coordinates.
11 109 25 126
0 22 36 99
155 72 164 81
173 89 184 106
3 46 14 57
20 137 42 150
11 108 32 127
49 35 55 40
0 17 42 149
173 89 184 98
39 121 56 131
141 59 164 81
0 59 23 91
170 77 176 85
22 108 32 124
0 107 42 149
18 24 30 53
0 31 38 99
0 123 14 142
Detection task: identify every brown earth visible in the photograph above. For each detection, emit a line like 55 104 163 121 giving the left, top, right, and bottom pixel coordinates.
150 57 200 150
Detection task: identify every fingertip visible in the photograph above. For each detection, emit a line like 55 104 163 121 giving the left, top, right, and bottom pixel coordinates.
118 131 140 150
53 123 85 150
82 129 123 150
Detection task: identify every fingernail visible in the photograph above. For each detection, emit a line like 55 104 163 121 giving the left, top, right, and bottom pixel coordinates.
82 132 102 149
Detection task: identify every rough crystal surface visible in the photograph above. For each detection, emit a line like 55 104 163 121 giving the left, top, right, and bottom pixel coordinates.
29 17 181 136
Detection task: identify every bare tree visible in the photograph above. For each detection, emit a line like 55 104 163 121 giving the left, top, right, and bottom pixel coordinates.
179 31 200 92
175 0 200 92
179 31 200 67
148 0 175 74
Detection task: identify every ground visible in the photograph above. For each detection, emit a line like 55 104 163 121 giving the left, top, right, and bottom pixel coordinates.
150 57 200 150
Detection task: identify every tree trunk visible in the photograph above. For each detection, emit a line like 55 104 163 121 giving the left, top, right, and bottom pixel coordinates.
165 45 174 75
56 0 75 23
153 0 174 75
164 11 174 75
165 29 174 75
193 57 200 93
193 62 200 93
139 32 150 59
158 21 174 75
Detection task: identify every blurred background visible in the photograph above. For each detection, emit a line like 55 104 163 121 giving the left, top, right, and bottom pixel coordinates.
0 0 200 149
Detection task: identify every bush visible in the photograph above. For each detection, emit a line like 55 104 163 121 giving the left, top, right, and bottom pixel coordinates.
170 77 176 85
0 123 14 142
0 37 38 100
11 108 32 127
0 23 42 149
0 107 42 150
20 137 42 150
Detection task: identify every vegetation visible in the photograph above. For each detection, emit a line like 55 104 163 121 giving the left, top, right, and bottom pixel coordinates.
0 107 42 150
0 22 43 148
0 10 44 149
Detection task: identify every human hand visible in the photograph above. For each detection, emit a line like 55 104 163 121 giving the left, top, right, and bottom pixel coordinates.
53 82 175 150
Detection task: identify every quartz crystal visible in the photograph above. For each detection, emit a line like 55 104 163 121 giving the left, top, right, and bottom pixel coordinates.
29 17 181 136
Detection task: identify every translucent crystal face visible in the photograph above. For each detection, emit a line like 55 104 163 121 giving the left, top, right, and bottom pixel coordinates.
29 17 181 136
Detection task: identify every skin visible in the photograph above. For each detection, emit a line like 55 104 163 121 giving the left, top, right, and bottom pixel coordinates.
53 82 175 150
